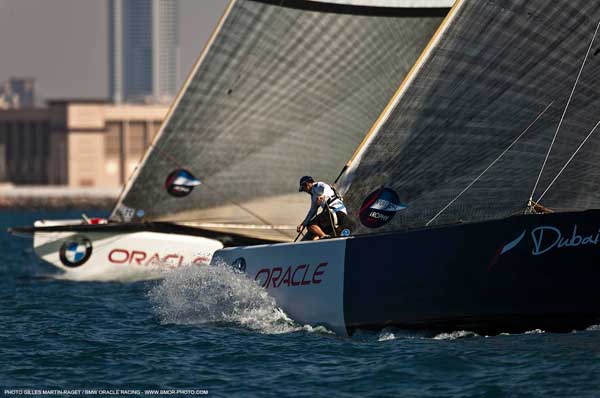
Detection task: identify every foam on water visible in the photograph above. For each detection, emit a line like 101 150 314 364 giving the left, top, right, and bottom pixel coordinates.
148 261 330 335
433 330 479 340
524 328 546 334
585 324 600 331
371 327 427 342
353 327 480 342
50 266 163 283
377 330 398 342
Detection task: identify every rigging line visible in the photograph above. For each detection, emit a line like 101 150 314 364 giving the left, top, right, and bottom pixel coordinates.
536 118 600 203
425 101 554 227
529 19 600 201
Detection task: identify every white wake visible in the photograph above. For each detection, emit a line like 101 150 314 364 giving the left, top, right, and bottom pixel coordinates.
148 262 332 335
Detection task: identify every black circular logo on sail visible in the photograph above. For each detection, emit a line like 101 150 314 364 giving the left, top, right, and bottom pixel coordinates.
359 188 406 228
164 169 201 197
59 237 93 267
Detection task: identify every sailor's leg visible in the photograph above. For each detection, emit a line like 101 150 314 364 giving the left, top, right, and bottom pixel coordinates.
301 230 316 241
308 224 326 240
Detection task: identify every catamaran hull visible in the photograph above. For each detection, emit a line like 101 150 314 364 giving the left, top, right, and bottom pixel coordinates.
213 210 600 336
32 220 224 281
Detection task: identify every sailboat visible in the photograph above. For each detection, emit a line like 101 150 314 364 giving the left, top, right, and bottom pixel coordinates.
10 0 449 280
212 0 600 335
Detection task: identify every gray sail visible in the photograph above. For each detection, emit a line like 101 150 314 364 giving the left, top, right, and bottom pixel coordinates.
111 0 448 241
338 0 600 234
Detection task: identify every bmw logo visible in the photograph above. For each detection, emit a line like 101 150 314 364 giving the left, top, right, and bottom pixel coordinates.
231 257 246 272
340 229 351 237
59 237 93 267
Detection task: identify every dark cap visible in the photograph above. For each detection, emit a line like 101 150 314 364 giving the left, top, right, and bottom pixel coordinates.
298 176 314 191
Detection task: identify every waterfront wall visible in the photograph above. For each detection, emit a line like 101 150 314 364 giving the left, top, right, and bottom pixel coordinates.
0 185 119 209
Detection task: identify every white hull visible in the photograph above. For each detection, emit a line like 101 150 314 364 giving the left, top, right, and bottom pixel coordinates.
33 219 223 281
211 238 349 335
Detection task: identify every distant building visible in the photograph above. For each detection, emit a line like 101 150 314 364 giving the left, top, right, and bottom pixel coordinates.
0 78 35 109
0 100 168 187
109 0 179 104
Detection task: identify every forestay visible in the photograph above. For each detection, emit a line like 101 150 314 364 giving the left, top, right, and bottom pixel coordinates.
111 0 448 241
338 0 600 234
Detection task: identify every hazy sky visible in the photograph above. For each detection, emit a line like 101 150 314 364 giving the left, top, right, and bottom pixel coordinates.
0 0 229 102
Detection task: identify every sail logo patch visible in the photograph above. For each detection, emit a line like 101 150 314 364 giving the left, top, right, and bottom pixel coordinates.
369 198 407 212
359 188 406 228
165 169 201 197
59 237 93 267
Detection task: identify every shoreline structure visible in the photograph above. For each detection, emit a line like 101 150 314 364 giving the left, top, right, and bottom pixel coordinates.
0 185 119 209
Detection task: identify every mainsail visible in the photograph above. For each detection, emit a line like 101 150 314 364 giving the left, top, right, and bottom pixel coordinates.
111 0 449 241
338 0 600 234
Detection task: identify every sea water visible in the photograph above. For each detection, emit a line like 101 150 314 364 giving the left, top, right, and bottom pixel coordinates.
3 210 600 397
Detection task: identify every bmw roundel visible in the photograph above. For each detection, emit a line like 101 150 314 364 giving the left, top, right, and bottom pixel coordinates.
231 257 246 272
59 237 93 267
359 187 407 228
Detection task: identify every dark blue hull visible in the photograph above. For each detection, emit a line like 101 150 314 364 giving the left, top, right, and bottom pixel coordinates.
344 210 600 334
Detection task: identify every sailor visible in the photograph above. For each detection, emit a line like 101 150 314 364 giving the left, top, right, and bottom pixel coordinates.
296 176 351 240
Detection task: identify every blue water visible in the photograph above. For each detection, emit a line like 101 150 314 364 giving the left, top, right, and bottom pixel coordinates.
3 210 600 397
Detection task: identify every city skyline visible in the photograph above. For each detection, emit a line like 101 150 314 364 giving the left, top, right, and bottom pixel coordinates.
0 0 228 103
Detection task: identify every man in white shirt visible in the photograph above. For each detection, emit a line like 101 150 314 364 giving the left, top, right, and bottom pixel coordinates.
296 176 351 240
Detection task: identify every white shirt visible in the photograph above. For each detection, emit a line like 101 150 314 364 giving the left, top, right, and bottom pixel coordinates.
302 182 346 226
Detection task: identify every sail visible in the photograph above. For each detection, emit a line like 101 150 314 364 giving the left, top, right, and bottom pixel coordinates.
338 0 600 234
111 0 449 241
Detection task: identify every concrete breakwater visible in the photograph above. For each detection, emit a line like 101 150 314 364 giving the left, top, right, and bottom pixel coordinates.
0 185 120 210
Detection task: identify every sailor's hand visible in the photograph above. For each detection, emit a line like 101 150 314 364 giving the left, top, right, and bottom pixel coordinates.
297 224 304 233
316 195 325 205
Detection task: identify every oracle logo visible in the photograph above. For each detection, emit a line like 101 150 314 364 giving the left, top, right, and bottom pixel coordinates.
107 248 208 268
254 262 328 289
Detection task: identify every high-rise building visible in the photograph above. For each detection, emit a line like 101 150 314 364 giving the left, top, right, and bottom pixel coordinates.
109 0 179 104
0 78 35 109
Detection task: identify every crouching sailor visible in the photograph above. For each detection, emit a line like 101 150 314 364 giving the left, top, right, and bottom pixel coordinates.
296 176 352 240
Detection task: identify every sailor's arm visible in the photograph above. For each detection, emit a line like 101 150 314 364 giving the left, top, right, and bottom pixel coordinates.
302 199 319 226
297 196 319 232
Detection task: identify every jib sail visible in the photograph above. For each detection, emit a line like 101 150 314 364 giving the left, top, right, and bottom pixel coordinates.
111 0 450 241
